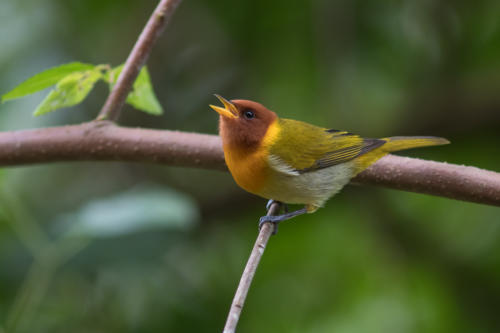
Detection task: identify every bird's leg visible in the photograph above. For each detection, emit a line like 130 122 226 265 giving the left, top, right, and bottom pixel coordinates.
259 205 308 235
260 208 308 225
265 199 277 211
264 199 283 234
265 199 289 213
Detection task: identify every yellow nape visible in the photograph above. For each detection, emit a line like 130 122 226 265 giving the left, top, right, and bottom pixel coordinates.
260 118 281 149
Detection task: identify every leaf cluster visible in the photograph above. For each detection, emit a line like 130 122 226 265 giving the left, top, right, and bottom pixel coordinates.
1 62 163 116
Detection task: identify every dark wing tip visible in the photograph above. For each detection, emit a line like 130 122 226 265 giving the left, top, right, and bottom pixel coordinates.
360 138 386 155
325 129 341 133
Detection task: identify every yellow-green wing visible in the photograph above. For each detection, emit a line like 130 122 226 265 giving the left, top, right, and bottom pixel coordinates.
269 118 385 173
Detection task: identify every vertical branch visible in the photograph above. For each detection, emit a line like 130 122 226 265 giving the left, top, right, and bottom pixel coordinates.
97 0 182 122
223 203 281 333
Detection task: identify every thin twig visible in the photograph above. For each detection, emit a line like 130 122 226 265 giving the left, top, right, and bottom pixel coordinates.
97 0 182 122
0 122 498 207
223 203 281 333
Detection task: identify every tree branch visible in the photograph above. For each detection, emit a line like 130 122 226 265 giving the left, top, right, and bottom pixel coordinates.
97 0 182 121
0 121 224 170
223 202 280 333
353 156 500 207
0 122 499 206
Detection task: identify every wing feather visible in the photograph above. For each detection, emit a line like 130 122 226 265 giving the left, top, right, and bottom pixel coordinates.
268 119 385 174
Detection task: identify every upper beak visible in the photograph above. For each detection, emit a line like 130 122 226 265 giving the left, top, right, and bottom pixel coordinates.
210 94 238 119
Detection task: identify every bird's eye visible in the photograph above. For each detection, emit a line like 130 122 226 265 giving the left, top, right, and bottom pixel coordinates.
244 110 255 119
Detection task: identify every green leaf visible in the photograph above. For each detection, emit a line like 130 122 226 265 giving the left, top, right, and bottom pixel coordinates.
104 64 123 87
1 62 95 103
59 185 198 238
107 65 163 115
33 68 103 116
126 67 163 115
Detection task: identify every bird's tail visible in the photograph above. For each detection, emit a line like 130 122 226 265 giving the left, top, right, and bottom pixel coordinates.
380 136 450 153
353 136 449 174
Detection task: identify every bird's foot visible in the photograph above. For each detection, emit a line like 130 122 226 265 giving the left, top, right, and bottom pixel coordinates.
263 200 283 234
259 206 308 235
258 215 281 235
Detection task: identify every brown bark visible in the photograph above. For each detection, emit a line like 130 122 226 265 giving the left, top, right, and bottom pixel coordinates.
0 121 224 170
353 156 500 206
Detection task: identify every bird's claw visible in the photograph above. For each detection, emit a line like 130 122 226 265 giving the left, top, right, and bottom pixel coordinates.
259 215 280 235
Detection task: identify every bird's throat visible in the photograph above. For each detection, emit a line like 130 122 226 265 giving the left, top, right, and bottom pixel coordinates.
220 118 281 195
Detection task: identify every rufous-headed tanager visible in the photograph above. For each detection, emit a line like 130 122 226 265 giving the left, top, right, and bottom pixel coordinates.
210 95 449 231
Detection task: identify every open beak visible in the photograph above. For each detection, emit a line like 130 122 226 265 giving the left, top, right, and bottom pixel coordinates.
210 94 238 119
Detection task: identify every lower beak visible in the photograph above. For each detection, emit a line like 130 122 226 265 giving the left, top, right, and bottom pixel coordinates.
210 94 238 119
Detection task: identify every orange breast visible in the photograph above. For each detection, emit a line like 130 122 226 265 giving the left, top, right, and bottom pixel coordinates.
223 144 271 195
221 118 282 197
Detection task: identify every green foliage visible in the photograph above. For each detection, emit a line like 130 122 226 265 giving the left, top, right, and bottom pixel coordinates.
108 65 163 115
2 62 163 116
62 185 198 238
126 67 163 115
0 62 94 102
33 68 103 116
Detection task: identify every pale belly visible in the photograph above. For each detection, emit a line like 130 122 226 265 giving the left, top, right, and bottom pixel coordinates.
225 145 356 210
257 161 356 208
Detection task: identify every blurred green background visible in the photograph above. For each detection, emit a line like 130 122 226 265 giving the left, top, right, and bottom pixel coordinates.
1 0 499 332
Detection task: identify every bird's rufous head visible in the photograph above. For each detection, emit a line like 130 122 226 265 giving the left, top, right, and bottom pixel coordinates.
210 95 277 151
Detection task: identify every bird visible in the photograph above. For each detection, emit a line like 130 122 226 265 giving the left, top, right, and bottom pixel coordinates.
210 95 449 232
